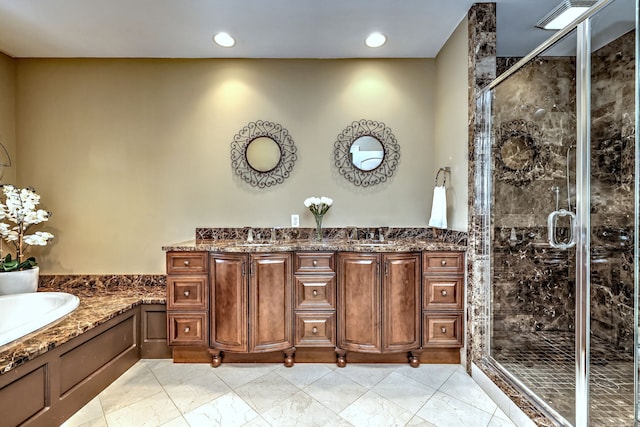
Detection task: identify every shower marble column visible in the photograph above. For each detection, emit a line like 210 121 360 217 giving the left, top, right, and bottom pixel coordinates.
466 2 496 372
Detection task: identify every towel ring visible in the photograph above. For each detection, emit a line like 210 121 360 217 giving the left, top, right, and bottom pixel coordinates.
435 167 450 186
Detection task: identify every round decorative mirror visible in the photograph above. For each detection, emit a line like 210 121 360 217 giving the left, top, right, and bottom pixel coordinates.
350 136 384 171
334 119 400 187
246 137 281 172
230 121 297 188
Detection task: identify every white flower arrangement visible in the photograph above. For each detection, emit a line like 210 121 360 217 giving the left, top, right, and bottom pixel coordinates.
304 196 333 240
303 196 333 216
0 185 53 271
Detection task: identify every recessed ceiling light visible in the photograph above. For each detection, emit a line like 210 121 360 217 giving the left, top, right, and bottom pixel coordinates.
213 32 235 48
535 0 597 30
365 32 386 48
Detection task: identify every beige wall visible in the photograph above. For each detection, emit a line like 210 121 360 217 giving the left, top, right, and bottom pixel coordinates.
434 17 469 231
0 52 16 185
15 58 443 273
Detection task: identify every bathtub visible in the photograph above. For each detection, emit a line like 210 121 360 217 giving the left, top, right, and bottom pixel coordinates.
0 292 80 347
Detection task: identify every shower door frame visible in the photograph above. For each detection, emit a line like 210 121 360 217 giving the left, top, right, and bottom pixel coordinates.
477 0 637 425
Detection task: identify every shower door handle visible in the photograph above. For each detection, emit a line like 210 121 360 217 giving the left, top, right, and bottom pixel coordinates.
547 209 577 250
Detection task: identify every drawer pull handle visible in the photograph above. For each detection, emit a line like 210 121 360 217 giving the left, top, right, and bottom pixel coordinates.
441 290 447 297
312 289 318 296
312 327 318 334
440 327 447 334
184 290 190 297
184 326 191 333
183 260 190 266
441 260 447 266
312 259 318 266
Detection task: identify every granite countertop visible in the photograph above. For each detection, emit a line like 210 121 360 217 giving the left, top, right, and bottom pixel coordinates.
162 238 468 253
0 275 166 375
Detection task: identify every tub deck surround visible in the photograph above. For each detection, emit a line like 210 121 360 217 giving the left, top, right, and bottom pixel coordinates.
0 274 165 375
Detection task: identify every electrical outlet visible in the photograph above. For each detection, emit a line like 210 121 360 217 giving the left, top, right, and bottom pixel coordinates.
291 214 299 227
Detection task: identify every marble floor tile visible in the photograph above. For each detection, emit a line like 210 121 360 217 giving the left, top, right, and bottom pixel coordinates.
183 392 259 426
234 371 301 413
272 362 334 388
371 371 437 413
339 389 414 427
439 370 499 414
261 390 353 427
99 363 166 413
61 396 106 427
211 363 276 389
416 391 495 427
334 363 398 388
395 363 460 390
303 371 368 413
163 369 231 413
145 359 217 389
104 391 182 427
63 360 524 427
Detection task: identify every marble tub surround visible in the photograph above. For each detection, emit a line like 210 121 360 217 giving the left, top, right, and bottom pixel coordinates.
0 274 165 375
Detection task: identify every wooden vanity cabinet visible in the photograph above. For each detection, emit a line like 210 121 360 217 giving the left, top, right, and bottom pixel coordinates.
209 252 294 366
336 252 420 366
422 252 465 348
166 251 209 346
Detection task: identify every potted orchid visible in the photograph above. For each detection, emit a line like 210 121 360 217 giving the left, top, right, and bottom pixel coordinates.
304 196 333 241
0 185 53 295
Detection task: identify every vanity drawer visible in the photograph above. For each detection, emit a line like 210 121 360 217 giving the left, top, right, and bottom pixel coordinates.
166 252 208 274
295 252 335 273
422 313 463 348
423 277 463 310
294 312 335 347
423 252 464 274
168 312 208 346
167 275 208 310
294 274 336 310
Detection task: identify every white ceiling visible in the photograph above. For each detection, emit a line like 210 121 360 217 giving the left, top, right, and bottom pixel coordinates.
0 0 593 59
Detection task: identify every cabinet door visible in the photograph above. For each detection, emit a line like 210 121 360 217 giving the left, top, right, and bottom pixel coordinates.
382 253 421 352
337 253 381 353
249 253 293 352
210 253 248 352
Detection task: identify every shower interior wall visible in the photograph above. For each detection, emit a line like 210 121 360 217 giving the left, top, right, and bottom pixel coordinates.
492 29 635 355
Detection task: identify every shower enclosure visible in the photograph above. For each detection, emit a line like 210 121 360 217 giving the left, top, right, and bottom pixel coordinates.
477 0 638 425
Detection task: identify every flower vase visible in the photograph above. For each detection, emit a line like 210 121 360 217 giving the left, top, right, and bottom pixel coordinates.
313 214 324 241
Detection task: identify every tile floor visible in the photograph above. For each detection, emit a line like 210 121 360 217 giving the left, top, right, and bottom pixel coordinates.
62 360 518 427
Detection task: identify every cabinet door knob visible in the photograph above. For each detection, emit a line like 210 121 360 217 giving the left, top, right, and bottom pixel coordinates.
312 327 318 334
440 260 447 266
312 259 318 266
183 290 190 297
440 327 447 334
183 260 190 266
312 289 318 296
441 290 447 297
184 326 191 333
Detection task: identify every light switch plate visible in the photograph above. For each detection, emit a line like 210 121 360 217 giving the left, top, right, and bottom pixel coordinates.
291 214 299 227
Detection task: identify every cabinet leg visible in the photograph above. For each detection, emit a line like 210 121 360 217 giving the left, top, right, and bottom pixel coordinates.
335 348 347 368
208 349 223 368
284 347 296 368
408 350 421 368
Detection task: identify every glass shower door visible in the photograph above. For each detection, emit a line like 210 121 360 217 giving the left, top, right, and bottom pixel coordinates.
587 2 636 425
488 28 579 425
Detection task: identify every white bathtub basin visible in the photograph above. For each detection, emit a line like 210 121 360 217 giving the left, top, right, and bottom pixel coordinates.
0 292 80 347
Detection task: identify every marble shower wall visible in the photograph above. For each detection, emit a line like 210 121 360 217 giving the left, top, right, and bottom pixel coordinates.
491 30 635 352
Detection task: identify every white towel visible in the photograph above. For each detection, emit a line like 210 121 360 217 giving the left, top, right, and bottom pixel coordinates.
428 185 447 229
